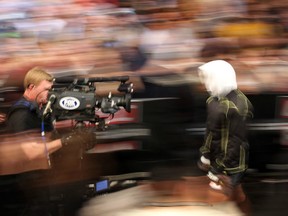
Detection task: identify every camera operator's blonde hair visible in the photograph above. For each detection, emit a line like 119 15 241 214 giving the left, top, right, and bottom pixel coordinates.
24 67 54 89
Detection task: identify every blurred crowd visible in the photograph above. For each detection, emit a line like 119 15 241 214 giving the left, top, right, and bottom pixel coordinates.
0 1 287 215
0 0 287 93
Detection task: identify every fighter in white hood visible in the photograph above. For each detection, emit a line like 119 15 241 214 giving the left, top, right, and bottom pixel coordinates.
197 60 253 196
198 60 238 98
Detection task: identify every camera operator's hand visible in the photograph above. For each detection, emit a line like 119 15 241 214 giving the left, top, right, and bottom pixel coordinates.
45 128 97 184
61 128 97 151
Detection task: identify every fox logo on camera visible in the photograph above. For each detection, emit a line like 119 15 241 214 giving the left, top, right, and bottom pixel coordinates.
55 91 96 111
59 97 81 110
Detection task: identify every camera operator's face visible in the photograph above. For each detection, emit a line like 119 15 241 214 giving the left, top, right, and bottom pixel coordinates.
32 80 53 107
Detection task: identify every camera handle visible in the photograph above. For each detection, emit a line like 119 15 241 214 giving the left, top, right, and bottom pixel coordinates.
74 117 108 131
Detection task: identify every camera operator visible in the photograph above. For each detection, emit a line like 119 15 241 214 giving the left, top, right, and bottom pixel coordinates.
1 67 98 215
1 66 98 175
6 67 54 133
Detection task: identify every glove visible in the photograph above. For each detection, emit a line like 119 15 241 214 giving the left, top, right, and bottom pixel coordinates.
61 128 97 151
207 171 233 196
47 128 97 179
197 155 211 172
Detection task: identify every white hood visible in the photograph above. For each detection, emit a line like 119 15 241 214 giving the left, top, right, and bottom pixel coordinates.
198 60 238 97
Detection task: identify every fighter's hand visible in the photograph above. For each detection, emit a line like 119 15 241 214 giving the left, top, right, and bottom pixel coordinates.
207 171 233 196
0 113 6 123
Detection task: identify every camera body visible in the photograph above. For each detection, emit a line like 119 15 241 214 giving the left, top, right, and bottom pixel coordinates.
47 76 133 122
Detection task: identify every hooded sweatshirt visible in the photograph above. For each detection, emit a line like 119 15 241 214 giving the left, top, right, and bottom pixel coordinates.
198 60 238 98
198 60 253 175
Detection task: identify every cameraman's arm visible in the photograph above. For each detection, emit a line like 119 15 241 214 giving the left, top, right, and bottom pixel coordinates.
20 139 62 161
0 132 63 175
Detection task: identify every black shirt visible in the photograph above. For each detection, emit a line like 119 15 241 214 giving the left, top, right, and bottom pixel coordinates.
6 97 53 133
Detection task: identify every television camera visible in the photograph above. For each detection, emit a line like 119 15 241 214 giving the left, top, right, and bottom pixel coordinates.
44 76 133 128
